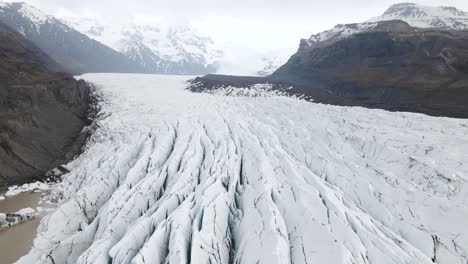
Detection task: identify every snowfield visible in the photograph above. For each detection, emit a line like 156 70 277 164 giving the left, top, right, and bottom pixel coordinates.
18 74 468 264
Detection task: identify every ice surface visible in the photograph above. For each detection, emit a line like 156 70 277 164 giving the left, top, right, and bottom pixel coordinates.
0 207 38 228
17 74 468 264
5 182 50 197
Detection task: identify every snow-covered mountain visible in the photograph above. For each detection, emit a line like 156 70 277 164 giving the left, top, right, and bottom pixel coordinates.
303 3 468 48
215 50 291 77
0 2 143 74
369 2 468 30
63 17 223 75
256 53 290 76
18 73 468 264
304 22 382 46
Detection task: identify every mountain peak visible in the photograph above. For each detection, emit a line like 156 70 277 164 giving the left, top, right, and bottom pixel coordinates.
61 16 223 74
306 20 411 46
0 1 51 25
370 2 468 30
384 2 417 13
384 2 467 16
306 3 468 46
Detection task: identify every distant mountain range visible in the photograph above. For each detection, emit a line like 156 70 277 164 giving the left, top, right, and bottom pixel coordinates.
0 1 296 76
190 3 468 118
0 2 144 74
256 53 291 77
2 1 468 79
0 2 223 75
62 17 223 75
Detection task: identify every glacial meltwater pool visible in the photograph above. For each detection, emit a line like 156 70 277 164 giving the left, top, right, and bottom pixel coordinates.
0 192 44 264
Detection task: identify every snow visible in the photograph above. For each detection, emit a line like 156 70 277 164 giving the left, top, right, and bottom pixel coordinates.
307 3 468 46
0 2 63 36
16 207 36 215
61 17 223 67
0 2 51 27
18 74 468 264
5 182 50 197
16 3 49 25
256 52 291 76
308 22 379 43
368 3 468 30
0 207 38 229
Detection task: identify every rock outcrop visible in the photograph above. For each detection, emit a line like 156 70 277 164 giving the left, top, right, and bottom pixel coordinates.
190 20 468 118
0 22 90 186
271 20 468 117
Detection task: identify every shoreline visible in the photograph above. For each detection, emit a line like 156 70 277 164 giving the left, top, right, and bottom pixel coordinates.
0 189 53 264
0 81 100 263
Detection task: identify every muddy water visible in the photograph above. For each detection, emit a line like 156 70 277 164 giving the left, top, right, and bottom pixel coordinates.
0 192 45 264
0 217 42 264
0 192 43 212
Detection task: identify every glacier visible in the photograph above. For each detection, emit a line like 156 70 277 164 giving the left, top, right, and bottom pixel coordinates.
17 74 468 264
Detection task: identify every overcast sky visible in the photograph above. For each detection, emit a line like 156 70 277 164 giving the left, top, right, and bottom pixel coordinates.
7 0 468 68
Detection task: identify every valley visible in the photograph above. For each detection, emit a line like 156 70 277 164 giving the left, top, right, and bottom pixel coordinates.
1 1 468 264
16 74 468 264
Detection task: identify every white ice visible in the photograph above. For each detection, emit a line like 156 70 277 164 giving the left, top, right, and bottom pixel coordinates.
18 74 468 264
5 182 50 197
0 207 39 229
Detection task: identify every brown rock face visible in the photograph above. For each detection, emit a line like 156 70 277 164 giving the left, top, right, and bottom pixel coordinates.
0 23 90 186
271 21 468 117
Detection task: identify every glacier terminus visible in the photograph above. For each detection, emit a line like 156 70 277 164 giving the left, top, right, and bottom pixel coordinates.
15 74 468 264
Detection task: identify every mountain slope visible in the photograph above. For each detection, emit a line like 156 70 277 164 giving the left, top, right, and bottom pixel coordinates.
301 3 468 48
63 17 222 75
0 21 89 186
270 20 468 118
190 21 468 118
191 4 468 118
18 74 468 264
267 4 468 117
0 2 144 74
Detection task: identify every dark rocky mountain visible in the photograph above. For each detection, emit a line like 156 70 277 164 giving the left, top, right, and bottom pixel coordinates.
0 21 90 186
0 2 144 74
190 19 468 118
271 20 468 117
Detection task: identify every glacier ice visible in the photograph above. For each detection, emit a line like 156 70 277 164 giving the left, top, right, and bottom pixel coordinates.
17 74 468 264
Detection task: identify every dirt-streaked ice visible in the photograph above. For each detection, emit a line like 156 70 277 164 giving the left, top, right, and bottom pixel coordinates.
18 74 468 264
